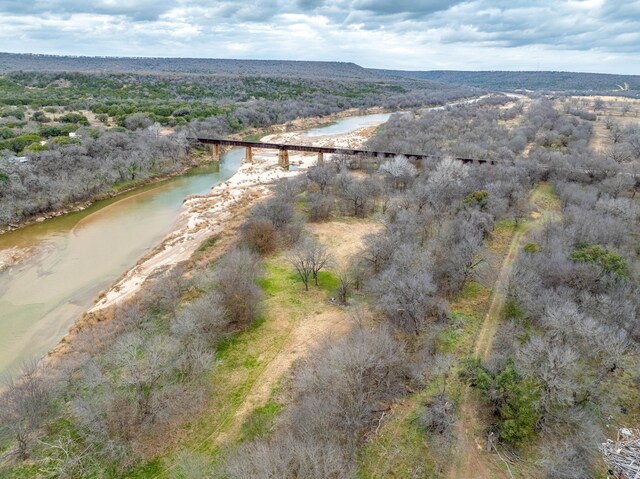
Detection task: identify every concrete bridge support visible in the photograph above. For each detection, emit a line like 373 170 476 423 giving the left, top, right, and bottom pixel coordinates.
211 144 220 162
278 149 289 169
245 147 253 163
317 151 324 165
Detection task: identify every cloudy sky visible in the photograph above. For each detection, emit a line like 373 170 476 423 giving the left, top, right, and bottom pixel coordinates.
0 0 638 74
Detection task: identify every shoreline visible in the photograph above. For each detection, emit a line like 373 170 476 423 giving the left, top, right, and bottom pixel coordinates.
0 105 395 241
11 97 485 371
0 159 209 237
45 116 387 365
0 106 401 274
88 121 383 312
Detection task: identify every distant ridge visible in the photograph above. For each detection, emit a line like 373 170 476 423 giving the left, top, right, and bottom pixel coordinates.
1 52 638 93
371 69 640 93
0 52 374 79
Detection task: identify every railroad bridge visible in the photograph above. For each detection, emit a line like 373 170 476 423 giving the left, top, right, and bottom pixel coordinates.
189 137 495 168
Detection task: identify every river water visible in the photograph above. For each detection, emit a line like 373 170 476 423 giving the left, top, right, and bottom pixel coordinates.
0 150 243 376
306 112 394 137
0 112 394 377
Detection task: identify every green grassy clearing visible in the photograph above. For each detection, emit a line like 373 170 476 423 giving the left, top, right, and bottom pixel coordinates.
140 255 340 477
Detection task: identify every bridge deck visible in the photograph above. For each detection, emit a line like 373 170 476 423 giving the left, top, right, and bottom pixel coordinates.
189 137 494 165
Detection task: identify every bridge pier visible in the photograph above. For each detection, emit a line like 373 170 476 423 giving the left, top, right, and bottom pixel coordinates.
245 146 253 163
211 144 220 162
317 151 324 165
278 149 289 169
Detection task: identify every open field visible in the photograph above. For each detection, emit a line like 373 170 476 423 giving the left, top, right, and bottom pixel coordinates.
570 96 640 152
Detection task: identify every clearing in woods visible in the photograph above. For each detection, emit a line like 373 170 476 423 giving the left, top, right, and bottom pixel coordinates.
579 96 640 152
153 218 378 477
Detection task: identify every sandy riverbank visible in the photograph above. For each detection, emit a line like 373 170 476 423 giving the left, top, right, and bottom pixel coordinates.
0 245 36 273
0 107 395 274
89 122 383 312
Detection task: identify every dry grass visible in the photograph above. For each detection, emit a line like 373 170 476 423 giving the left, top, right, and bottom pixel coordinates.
153 217 378 477
308 218 383 264
567 96 640 152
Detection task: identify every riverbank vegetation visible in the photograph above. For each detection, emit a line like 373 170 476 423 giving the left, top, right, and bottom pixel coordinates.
1 91 639 478
0 58 478 229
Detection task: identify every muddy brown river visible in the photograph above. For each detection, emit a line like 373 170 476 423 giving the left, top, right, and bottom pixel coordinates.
0 112 398 377
0 153 243 376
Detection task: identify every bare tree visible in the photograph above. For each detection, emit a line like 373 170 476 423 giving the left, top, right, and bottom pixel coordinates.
213 248 263 326
109 333 181 424
144 266 184 315
290 326 411 450
335 266 353 304
288 238 333 290
371 251 443 335
419 394 456 439
606 121 625 144
379 155 417 190
337 174 380 217
432 353 455 395
593 98 605 111
288 240 314 291
306 163 336 194
306 192 334 222
605 143 633 164
0 360 54 461
309 240 333 287
222 434 352 479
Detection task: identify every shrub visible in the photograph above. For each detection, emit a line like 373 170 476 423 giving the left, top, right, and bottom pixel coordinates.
494 361 539 446
570 243 628 278
31 110 49 122
124 113 153 130
213 248 263 327
418 394 455 438
307 192 333 222
464 190 490 210
0 127 14 140
58 112 89 125
462 358 539 447
243 219 277 255
243 194 303 252
0 133 41 152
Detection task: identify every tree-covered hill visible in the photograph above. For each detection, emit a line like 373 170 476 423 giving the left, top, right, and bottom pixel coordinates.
0 53 376 79
373 69 640 94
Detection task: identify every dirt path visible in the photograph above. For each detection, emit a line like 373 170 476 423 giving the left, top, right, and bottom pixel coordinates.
212 297 351 448
449 227 525 479
473 227 525 362
448 228 525 479
159 220 375 477
213 221 376 444
449 185 559 479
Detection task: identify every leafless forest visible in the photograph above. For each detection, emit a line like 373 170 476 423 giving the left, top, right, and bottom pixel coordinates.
1 57 639 478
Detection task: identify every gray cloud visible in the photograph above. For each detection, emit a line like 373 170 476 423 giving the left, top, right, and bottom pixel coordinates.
0 0 638 73
0 0 175 21
351 0 458 17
